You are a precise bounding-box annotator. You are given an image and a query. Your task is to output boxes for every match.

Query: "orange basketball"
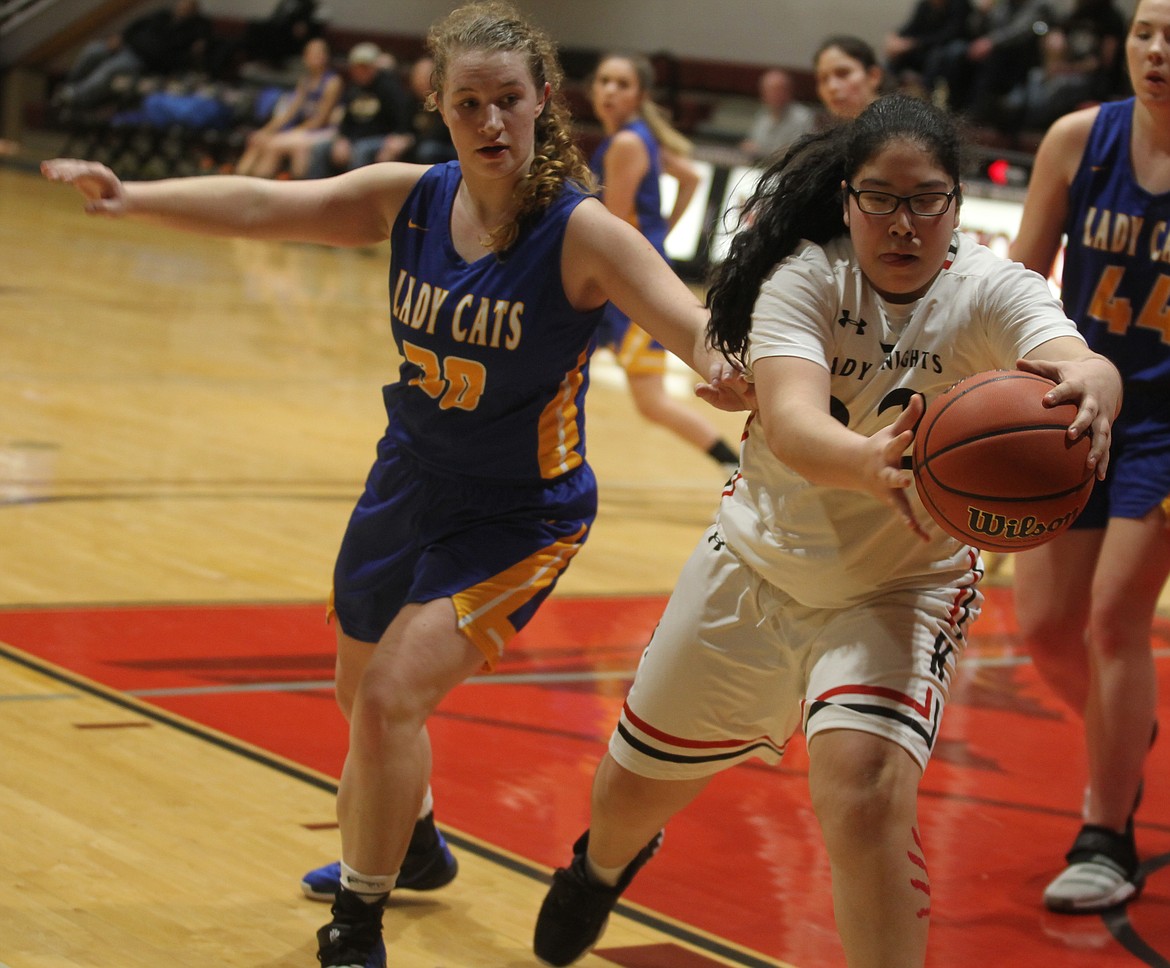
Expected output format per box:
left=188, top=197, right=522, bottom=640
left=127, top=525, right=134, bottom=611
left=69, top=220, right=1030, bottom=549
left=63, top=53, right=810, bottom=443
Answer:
left=912, top=370, right=1095, bottom=552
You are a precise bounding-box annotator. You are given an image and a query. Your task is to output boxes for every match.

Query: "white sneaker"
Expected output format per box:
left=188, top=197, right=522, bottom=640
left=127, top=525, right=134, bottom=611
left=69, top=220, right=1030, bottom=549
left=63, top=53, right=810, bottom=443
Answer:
left=1043, top=824, right=1143, bottom=913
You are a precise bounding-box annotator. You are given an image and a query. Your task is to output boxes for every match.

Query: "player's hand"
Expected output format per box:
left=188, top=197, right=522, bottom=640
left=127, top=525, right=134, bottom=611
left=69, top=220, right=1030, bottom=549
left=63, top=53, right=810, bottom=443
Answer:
left=696, top=359, right=756, bottom=412
left=868, top=393, right=929, bottom=542
left=1016, top=355, right=1120, bottom=479
left=41, top=159, right=128, bottom=217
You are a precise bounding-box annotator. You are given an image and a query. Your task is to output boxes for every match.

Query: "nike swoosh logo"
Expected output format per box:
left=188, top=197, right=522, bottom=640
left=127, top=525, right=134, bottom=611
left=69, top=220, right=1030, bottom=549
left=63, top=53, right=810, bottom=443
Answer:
left=408, top=220, right=428, bottom=231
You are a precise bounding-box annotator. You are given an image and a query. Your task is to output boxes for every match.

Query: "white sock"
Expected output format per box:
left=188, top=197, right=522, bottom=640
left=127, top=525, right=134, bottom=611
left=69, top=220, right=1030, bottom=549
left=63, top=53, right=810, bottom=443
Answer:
left=585, top=853, right=625, bottom=888
left=340, top=861, right=395, bottom=900
left=418, top=785, right=434, bottom=820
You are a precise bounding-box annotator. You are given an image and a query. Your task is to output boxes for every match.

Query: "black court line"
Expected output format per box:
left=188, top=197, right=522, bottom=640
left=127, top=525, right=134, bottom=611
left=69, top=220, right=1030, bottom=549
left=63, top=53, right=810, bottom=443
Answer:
left=0, top=640, right=782, bottom=968
left=0, top=490, right=355, bottom=508
left=1103, top=852, right=1170, bottom=968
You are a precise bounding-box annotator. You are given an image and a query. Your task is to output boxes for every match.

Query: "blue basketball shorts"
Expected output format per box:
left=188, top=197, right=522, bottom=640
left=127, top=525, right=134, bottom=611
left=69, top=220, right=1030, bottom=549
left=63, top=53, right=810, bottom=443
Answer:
left=331, top=435, right=597, bottom=668
left=597, top=304, right=667, bottom=376
left=1074, top=384, right=1170, bottom=528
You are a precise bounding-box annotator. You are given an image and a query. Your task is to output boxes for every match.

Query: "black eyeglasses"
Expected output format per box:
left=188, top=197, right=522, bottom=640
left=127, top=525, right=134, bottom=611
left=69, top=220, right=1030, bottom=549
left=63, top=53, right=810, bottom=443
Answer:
left=846, top=185, right=959, bottom=217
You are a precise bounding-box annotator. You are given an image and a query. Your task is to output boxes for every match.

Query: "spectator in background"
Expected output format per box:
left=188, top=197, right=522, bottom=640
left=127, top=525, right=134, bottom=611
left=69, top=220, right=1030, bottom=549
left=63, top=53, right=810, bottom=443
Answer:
left=53, top=0, right=214, bottom=111
left=306, top=43, right=416, bottom=179
left=884, top=0, right=974, bottom=96
left=739, top=68, right=816, bottom=163
left=926, top=0, right=1054, bottom=121
left=403, top=56, right=456, bottom=165
left=1005, top=0, right=1127, bottom=132
left=814, top=35, right=884, bottom=122
left=239, top=0, right=324, bottom=69
left=234, top=36, right=342, bottom=178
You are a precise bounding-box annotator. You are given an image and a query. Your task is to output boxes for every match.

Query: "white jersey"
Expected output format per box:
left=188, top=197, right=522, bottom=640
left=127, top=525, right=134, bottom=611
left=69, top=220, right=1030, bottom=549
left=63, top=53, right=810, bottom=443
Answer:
left=719, top=231, right=1083, bottom=609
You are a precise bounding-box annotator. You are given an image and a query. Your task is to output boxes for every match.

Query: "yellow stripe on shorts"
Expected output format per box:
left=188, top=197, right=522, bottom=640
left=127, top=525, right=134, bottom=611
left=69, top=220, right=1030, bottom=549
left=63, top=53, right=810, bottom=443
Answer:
left=453, top=524, right=588, bottom=669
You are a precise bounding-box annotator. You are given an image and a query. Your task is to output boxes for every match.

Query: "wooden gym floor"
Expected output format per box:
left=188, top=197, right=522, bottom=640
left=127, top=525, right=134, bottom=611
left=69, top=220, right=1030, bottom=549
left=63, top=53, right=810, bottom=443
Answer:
left=0, top=162, right=1168, bottom=967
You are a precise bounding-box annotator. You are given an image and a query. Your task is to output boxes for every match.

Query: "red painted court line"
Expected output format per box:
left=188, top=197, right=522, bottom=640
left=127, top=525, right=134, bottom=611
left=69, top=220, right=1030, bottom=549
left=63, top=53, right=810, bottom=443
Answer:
left=597, top=943, right=746, bottom=967
left=0, top=590, right=1167, bottom=967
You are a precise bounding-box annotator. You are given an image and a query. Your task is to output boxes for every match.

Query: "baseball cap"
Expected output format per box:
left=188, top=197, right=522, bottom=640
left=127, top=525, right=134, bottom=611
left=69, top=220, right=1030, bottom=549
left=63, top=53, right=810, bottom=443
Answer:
left=348, top=42, right=383, bottom=66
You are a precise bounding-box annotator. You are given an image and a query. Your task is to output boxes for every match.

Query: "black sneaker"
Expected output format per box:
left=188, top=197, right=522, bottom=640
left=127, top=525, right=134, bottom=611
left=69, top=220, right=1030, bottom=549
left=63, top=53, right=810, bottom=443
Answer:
left=316, top=888, right=387, bottom=968
left=1042, top=823, right=1144, bottom=913
left=301, top=812, right=459, bottom=901
left=533, top=829, right=663, bottom=967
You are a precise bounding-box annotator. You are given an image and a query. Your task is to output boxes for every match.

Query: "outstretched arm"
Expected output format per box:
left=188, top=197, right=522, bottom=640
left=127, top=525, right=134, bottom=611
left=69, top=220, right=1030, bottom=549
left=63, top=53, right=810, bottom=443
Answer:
left=562, top=197, right=749, bottom=411
left=754, top=354, right=929, bottom=540
left=41, top=158, right=426, bottom=248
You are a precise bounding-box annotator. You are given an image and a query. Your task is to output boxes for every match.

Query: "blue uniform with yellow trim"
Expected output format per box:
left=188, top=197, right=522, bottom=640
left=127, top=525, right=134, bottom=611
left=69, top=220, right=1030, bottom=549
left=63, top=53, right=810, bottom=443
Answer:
left=591, top=118, right=670, bottom=374
left=1061, top=98, right=1170, bottom=525
left=333, top=161, right=604, bottom=664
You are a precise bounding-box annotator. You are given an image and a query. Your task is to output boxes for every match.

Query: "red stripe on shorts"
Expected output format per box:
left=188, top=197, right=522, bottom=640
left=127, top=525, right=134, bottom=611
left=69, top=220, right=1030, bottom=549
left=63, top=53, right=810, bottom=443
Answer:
left=814, top=684, right=935, bottom=721
left=622, top=701, right=781, bottom=751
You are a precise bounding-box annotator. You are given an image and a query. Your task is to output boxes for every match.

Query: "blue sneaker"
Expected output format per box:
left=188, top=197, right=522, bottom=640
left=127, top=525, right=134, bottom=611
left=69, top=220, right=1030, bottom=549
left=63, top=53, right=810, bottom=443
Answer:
left=302, top=811, right=459, bottom=901
left=316, top=888, right=386, bottom=968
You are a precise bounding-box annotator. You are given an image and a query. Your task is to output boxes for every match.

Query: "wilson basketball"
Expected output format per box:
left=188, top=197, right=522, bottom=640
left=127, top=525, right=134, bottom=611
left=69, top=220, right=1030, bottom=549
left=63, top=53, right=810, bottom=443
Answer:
left=912, top=370, right=1095, bottom=552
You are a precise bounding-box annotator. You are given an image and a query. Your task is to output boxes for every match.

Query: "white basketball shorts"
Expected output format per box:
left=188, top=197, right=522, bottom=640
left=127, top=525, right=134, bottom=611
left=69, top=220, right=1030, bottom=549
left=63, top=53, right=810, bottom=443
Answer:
left=609, top=524, right=983, bottom=779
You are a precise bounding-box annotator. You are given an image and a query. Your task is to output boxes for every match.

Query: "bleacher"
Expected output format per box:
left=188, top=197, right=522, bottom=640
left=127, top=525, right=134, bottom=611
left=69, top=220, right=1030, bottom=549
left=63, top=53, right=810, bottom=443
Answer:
left=10, top=10, right=1037, bottom=279
left=23, top=12, right=830, bottom=175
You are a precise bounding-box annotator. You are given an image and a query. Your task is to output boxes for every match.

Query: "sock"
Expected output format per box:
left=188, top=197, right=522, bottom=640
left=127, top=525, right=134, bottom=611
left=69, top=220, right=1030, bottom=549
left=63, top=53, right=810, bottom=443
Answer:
left=584, top=853, right=626, bottom=888
left=340, top=861, right=395, bottom=901
left=418, top=785, right=434, bottom=820
left=707, top=439, right=738, bottom=465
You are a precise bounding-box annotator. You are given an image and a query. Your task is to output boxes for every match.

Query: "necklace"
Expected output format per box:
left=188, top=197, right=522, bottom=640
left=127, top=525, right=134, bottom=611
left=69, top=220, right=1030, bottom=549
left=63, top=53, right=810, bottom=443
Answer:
left=456, top=187, right=512, bottom=249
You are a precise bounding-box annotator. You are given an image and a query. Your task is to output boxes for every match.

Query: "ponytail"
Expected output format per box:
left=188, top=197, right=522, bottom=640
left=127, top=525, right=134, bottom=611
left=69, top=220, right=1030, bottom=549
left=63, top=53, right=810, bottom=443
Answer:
left=641, top=97, right=693, bottom=158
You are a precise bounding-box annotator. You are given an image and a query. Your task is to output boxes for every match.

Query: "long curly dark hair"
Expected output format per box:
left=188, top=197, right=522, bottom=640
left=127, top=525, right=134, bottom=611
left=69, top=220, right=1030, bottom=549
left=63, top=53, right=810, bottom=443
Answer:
left=706, top=94, right=964, bottom=368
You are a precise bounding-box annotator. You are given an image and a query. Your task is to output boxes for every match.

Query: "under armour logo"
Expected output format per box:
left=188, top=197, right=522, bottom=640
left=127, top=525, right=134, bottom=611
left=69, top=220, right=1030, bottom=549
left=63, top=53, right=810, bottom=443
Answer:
left=837, top=309, right=868, bottom=335
left=707, top=530, right=726, bottom=551
left=329, top=928, right=341, bottom=943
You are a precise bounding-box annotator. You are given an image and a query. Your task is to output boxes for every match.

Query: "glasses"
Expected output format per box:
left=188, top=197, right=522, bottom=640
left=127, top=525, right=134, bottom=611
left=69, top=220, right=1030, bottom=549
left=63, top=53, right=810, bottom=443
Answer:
left=846, top=185, right=958, bottom=217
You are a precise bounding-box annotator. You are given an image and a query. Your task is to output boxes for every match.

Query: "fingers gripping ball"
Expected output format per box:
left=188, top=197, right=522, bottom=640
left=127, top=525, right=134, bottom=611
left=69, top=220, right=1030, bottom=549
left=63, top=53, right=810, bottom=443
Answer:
left=912, top=370, right=1095, bottom=551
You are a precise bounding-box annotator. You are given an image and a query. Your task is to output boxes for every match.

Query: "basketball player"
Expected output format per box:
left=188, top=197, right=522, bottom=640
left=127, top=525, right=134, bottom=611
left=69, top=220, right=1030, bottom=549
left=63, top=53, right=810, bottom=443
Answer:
left=1010, top=0, right=1170, bottom=915
left=42, top=4, right=747, bottom=965
left=534, top=95, right=1121, bottom=968
left=588, top=51, right=740, bottom=473
left=814, top=35, right=884, bottom=122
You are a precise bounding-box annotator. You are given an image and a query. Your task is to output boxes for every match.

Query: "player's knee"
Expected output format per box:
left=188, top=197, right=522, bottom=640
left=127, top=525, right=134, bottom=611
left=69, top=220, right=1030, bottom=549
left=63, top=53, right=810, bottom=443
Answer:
left=1015, top=605, right=1078, bottom=656
left=810, top=733, right=918, bottom=850
left=629, top=392, right=670, bottom=424
left=349, top=678, right=426, bottom=758
left=1087, top=607, right=1151, bottom=661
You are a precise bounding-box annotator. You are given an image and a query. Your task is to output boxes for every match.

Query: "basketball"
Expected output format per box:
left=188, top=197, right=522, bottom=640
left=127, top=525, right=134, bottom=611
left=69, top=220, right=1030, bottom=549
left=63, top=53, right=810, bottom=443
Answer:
left=912, top=370, right=1095, bottom=552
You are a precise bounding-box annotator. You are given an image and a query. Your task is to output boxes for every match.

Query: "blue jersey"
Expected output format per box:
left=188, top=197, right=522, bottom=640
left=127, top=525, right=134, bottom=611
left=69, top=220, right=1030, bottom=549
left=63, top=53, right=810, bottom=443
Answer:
left=383, top=161, right=604, bottom=482
left=590, top=118, right=668, bottom=255
left=591, top=118, right=670, bottom=354
left=1062, top=98, right=1170, bottom=389
left=282, top=70, right=339, bottom=131
left=1059, top=99, right=1170, bottom=525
